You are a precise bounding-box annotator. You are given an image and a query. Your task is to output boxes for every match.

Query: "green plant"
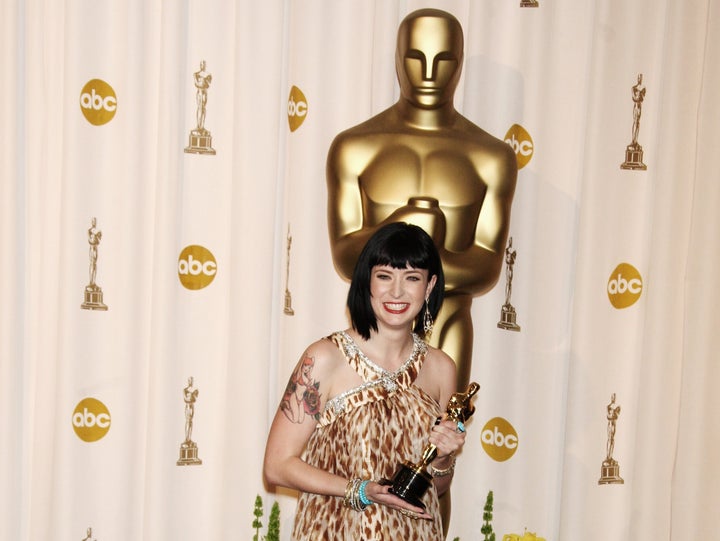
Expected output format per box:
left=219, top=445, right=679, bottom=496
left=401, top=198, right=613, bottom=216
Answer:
left=252, top=495, right=264, bottom=541
left=481, top=490, right=496, bottom=541
left=252, top=494, right=280, bottom=541
left=266, top=501, right=280, bottom=541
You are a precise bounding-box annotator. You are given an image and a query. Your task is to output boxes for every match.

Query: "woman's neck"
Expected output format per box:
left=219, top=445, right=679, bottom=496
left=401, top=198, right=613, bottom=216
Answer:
left=350, top=326, right=414, bottom=370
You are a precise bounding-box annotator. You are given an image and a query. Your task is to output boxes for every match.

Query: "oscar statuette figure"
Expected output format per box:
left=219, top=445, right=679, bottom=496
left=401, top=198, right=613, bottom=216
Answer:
left=598, top=393, right=624, bottom=484
left=81, top=217, right=108, bottom=311
left=327, top=8, right=517, bottom=393
left=326, top=10, right=516, bottom=532
left=620, top=73, right=647, bottom=170
left=177, top=377, right=202, bottom=465
left=185, top=60, right=216, bottom=155
left=497, top=237, right=521, bottom=331
left=382, top=382, right=480, bottom=508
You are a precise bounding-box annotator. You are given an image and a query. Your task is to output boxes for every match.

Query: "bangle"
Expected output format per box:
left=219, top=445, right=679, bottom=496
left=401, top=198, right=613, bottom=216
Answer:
left=358, top=480, right=373, bottom=507
left=429, top=455, right=456, bottom=478
left=343, top=478, right=372, bottom=511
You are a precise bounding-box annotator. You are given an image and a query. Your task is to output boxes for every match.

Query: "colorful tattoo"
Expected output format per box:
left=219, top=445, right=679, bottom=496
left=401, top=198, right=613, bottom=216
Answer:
left=280, top=354, right=321, bottom=423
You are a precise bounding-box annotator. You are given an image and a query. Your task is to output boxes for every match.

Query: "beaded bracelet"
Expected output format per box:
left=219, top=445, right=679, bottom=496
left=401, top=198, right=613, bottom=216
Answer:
left=358, top=480, right=372, bottom=507
left=429, top=455, right=456, bottom=478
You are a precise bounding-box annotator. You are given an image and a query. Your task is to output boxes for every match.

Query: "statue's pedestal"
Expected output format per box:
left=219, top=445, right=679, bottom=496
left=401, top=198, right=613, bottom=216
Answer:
left=498, top=304, right=521, bottom=331
left=185, top=130, right=216, bottom=155
left=81, top=285, right=108, bottom=311
left=599, top=459, right=624, bottom=484
left=621, top=144, right=647, bottom=170
left=177, top=440, right=202, bottom=465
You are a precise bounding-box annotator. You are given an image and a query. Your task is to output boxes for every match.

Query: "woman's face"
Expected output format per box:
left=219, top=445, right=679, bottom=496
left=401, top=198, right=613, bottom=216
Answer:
left=369, top=264, right=436, bottom=332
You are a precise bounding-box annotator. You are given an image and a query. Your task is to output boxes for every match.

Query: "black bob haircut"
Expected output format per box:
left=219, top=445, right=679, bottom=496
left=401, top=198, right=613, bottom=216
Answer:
left=347, top=222, right=445, bottom=340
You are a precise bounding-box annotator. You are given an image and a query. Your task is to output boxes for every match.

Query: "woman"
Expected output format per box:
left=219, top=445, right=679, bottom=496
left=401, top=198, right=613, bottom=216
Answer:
left=263, top=223, right=466, bottom=540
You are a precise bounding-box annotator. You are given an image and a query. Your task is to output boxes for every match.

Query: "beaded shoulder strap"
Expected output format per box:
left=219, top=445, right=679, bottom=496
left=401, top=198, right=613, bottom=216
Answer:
left=319, top=331, right=427, bottom=426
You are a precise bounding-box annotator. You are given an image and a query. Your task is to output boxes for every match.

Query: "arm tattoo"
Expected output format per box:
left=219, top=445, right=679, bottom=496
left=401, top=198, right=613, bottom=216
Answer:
left=280, top=354, right=322, bottom=423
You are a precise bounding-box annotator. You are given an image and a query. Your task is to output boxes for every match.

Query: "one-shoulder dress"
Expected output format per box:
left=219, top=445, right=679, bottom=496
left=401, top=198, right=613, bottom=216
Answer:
left=291, top=331, right=444, bottom=541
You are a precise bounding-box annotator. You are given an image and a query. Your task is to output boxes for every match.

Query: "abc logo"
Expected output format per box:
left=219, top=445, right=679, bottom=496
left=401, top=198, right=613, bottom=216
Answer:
left=178, top=245, right=217, bottom=290
left=607, top=262, right=642, bottom=309
left=80, top=79, right=117, bottom=126
left=504, top=124, right=534, bottom=169
left=72, top=398, right=111, bottom=442
left=287, top=85, right=308, bottom=132
left=481, top=417, right=518, bottom=462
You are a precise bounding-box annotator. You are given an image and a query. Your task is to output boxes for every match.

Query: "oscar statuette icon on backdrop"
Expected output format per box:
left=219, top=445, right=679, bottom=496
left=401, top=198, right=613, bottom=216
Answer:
left=620, top=73, right=647, bottom=170
left=177, top=377, right=202, bottom=465
left=497, top=237, right=521, bottom=331
left=598, top=393, right=624, bottom=484
left=81, top=217, right=108, bottom=311
left=284, top=224, right=295, bottom=316
left=185, top=60, right=216, bottom=155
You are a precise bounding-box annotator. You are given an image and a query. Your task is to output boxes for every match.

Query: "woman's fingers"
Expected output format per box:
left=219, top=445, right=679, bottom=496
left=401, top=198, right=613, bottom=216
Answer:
left=367, top=482, right=433, bottom=520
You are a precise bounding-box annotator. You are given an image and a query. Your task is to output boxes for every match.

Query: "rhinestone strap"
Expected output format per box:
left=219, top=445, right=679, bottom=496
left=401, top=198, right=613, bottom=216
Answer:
left=323, top=332, right=425, bottom=415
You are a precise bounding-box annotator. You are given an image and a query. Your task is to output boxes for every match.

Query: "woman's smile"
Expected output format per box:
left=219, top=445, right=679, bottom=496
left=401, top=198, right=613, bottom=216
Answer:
left=383, top=302, right=411, bottom=314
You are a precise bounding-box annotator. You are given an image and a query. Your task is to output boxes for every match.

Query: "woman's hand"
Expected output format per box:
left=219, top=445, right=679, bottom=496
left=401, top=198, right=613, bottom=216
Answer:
left=362, top=481, right=433, bottom=520
left=428, top=416, right=467, bottom=459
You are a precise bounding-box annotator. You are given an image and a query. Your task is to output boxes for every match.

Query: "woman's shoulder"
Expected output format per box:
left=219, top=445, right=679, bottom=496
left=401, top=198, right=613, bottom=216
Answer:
left=423, top=343, right=456, bottom=374
left=302, top=331, right=361, bottom=404
left=301, top=332, right=348, bottom=370
left=416, top=343, right=457, bottom=402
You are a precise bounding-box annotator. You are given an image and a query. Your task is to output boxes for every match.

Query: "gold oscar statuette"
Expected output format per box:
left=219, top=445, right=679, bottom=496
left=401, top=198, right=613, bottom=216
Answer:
left=326, top=9, right=516, bottom=532
left=497, top=237, right=521, bottom=331
left=177, top=377, right=202, bottom=466
left=185, top=60, right=216, bottom=155
left=620, top=73, right=647, bottom=170
left=326, top=8, right=518, bottom=392
left=598, top=393, right=624, bottom=484
left=81, top=217, right=108, bottom=311
left=284, top=224, right=295, bottom=315
left=381, top=382, right=480, bottom=508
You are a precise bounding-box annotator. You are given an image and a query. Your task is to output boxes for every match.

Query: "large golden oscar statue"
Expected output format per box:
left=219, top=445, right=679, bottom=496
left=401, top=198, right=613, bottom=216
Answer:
left=327, top=10, right=517, bottom=534
left=327, top=8, right=517, bottom=391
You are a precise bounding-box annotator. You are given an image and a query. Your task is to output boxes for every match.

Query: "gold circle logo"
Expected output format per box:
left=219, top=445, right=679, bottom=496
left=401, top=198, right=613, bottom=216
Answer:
left=72, top=397, right=111, bottom=442
left=287, top=85, right=308, bottom=132
left=607, top=262, right=643, bottom=309
left=79, top=79, right=118, bottom=126
left=481, top=417, right=519, bottom=462
left=178, top=245, right=217, bottom=290
left=504, top=124, right=534, bottom=169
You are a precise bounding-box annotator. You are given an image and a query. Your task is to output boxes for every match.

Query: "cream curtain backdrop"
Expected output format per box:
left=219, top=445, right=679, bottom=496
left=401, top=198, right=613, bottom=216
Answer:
left=2, top=0, right=718, bottom=540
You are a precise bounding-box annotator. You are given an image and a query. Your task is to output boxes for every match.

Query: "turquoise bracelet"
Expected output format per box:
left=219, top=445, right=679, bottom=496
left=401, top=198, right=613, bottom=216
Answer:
left=358, top=480, right=373, bottom=507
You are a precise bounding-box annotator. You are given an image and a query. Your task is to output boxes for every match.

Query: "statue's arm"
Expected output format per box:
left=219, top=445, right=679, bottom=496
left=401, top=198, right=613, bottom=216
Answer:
left=326, top=136, right=375, bottom=280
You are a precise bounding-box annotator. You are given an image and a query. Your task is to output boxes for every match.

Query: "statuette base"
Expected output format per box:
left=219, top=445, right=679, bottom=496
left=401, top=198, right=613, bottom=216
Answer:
left=497, top=304, right=521, bottom=331
left=177, top=441, right=202, bottom=466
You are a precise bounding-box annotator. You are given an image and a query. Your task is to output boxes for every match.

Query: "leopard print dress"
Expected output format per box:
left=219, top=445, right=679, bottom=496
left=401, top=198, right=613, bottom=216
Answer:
left=291, top=331, right=444, bottom=541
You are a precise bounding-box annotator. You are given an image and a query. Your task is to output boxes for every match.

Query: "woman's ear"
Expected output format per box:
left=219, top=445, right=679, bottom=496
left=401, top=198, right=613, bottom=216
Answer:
left=426, top=274, right=438, bottom=298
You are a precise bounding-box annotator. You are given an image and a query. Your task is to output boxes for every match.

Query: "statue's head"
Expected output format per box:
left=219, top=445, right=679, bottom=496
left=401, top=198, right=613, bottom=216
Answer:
left=395, top=9, right=464, bottom=110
